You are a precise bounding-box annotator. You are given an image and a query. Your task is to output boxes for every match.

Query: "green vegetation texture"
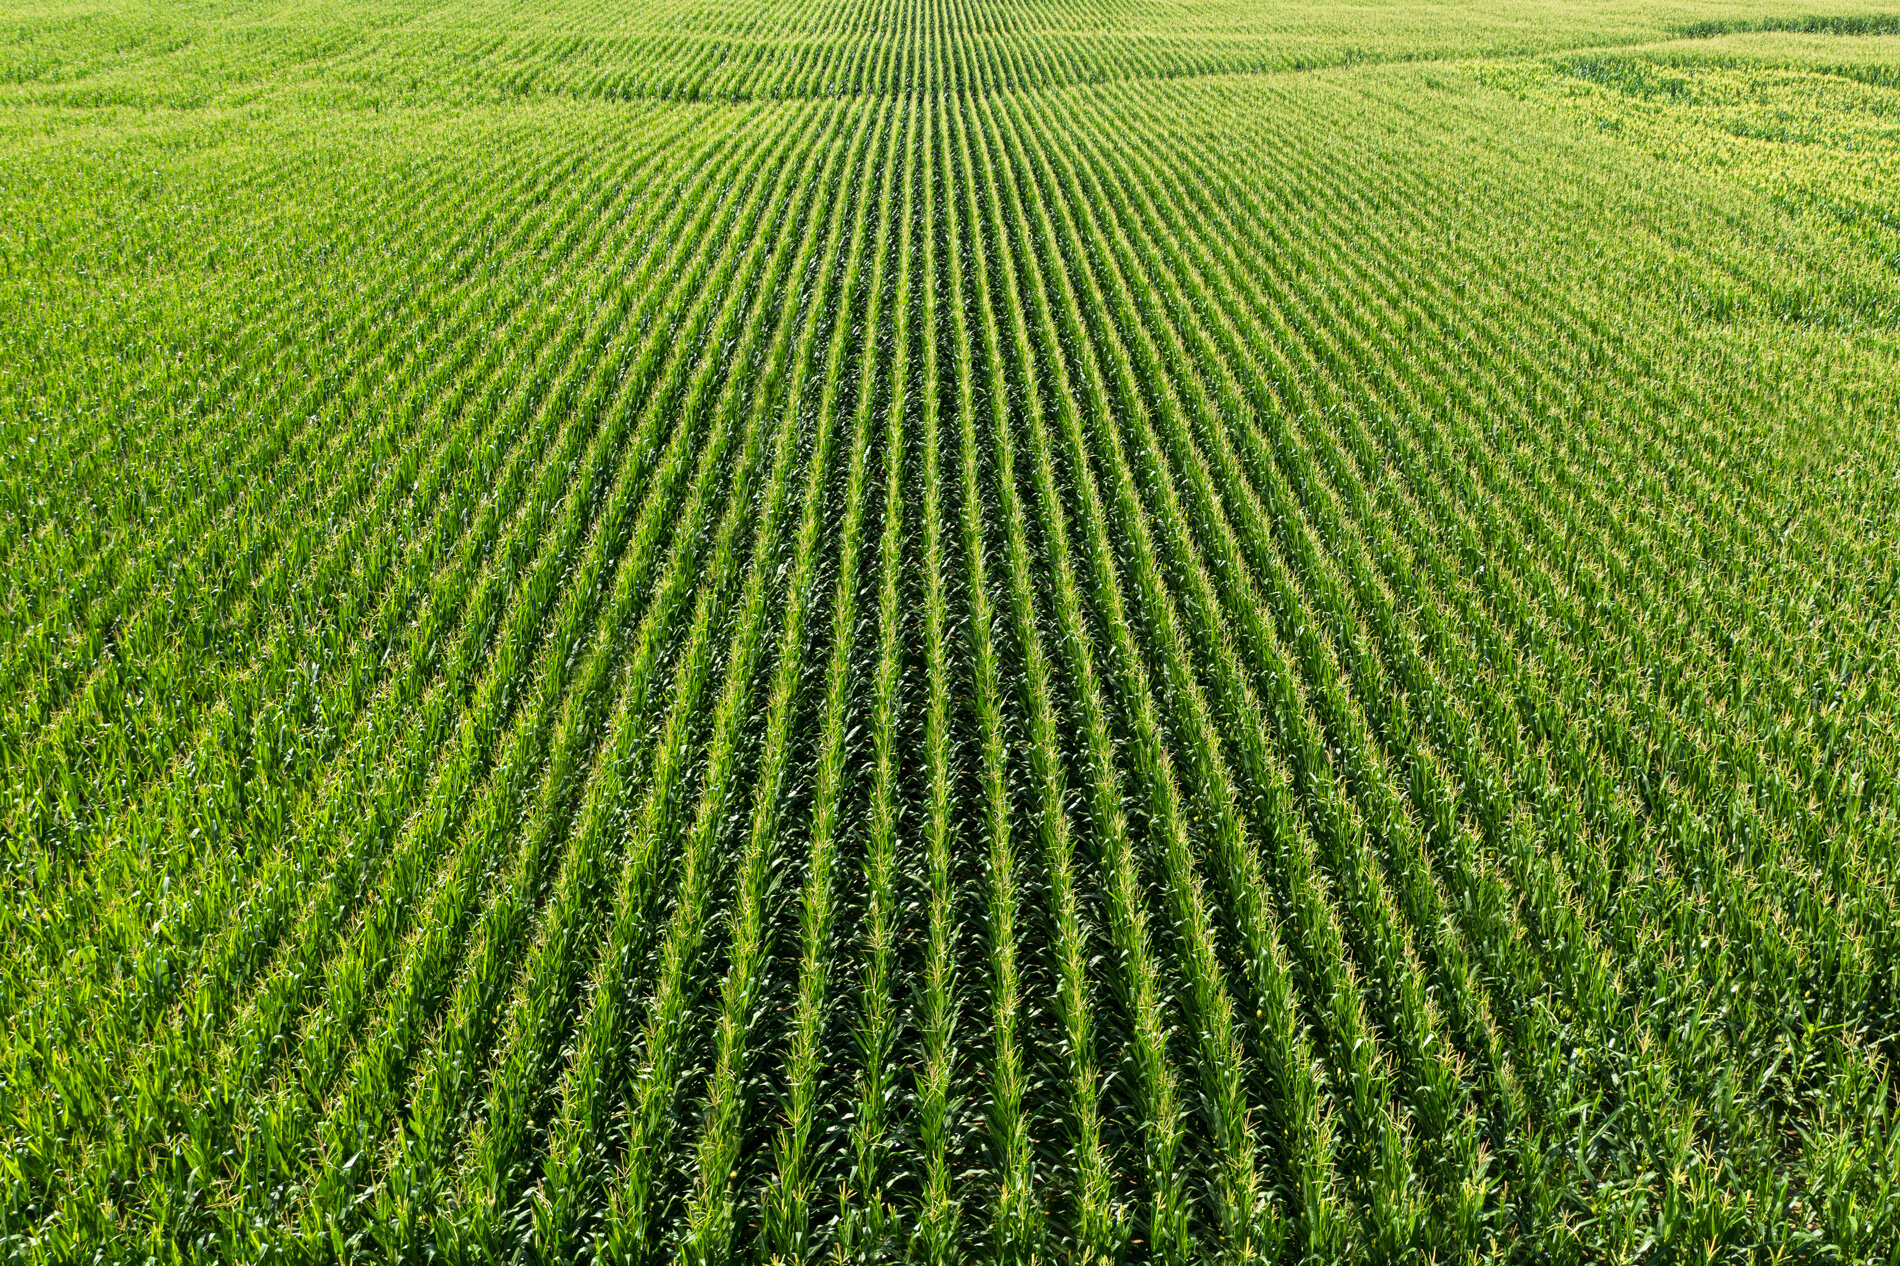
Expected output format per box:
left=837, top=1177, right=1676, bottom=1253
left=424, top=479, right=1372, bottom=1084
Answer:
left=4, top=0, right=1900, bottom=1259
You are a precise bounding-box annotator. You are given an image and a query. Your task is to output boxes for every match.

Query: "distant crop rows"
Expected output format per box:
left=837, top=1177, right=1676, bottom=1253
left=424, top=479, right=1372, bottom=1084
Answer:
left=107, top=0, right=1893, bottom=105
left=3, top=5, right=1900, bottom=1263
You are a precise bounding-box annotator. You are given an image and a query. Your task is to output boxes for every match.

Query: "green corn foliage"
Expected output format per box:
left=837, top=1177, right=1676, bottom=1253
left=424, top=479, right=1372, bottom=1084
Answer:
left=5, top=1, right=1900, bottom=1262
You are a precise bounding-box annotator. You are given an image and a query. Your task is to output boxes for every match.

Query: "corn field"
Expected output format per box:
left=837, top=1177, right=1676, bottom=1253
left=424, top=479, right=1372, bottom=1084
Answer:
left=3, top=0, right=1900, bottom=1260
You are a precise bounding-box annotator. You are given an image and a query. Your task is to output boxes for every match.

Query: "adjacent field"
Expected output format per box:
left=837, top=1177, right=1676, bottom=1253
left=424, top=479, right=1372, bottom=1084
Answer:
left=3, top=0, right=1900, bottom=1260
